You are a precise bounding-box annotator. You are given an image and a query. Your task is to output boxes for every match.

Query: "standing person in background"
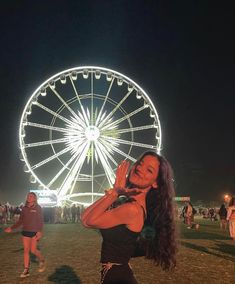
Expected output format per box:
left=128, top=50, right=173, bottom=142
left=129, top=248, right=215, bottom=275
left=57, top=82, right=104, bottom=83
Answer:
left=184, top=202, right=193, bottom=229
left=218, top=203, right=227, bottom=230
left=76, top=205, right=81, bottom=222
left=5, top=192, right=45, bottom=278
left=82, top=151, right=177, bottom=284
left=226, top=196, right=235, bottom=241
left=71, top=204, right=77, bottom=223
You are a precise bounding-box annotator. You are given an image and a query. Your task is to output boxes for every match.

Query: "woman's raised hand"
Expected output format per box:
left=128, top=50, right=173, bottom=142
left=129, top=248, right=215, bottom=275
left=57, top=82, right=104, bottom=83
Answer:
left=114, top=160, right=130, bottom=193
left=112, top=160, right=142, bottom=197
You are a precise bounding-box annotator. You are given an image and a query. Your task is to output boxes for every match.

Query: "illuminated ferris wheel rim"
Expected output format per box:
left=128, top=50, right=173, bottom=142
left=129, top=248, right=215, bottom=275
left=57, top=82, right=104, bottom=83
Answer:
left=19, top=66, right=162, bottom=203
left=19, top=65, right=161, bottom=138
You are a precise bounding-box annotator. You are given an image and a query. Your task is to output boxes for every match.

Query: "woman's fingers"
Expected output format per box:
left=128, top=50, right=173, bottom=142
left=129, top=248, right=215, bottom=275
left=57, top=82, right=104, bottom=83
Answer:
left=114, top=160, right=130, bottom=189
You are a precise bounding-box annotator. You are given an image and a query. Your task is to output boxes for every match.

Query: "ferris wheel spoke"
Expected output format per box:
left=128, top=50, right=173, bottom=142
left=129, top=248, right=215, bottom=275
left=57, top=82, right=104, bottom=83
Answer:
left=58, top=141, right=90, bottom=197
left=69, top=150, right=88, bottom=195
left=94, top=178, right=108, bottom=194
left=98, top=88, right=134, bottom=128
left=99, top=138, right=136, bottom=162
left=36, top=102, right=75, bottom=126
left=94, top=142, right=116, bottom=186
left=24, top=137, right=70, bottom=148
left=95, top=78, right=114, bottom=126
left=31, top=144, right=74, bottom=170
left=65, top=115, right=86, bottom=131
left=58, top=142, right=89, bottom=196
left=102, top=136, right=157, bottom=150
left=50, top=86, right=79, bottom=120
left=107, top=124, right=157, bottom=135
left=96, top=140, right=118, bottom=167
left=69, top=76, right=90, bottom=126
left=90, top=72, right=94, bottom=125
left=25, top=122, right=69, bottom=133
left=47, top=148, right=82, bottom=187
left=101, top=105, right=147, bottom=131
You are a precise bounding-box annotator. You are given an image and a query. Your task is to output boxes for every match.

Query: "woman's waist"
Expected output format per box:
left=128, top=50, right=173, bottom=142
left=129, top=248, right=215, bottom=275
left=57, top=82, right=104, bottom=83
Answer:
left=100, top=253, right=131, bottom=265
left=22, top=224, right=42, bottom=231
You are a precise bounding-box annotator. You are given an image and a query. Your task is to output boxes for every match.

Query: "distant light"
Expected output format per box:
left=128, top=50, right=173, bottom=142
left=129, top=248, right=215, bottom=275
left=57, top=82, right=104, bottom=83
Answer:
left=224, top=194, right=231, bottom=202
left=174, top=196, right=190, bottom=201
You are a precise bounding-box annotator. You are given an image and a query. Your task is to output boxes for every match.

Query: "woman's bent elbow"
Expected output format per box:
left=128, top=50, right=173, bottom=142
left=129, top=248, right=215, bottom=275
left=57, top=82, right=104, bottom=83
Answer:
left=81, top=217, right=95, bottom=228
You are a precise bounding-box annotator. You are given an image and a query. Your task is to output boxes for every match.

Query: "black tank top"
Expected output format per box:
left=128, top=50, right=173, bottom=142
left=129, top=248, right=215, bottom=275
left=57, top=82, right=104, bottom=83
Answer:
left=100, top=224, right=139, bottom=264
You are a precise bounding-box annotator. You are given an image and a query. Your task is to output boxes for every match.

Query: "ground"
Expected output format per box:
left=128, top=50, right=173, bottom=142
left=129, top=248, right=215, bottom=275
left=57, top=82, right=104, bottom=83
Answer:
left=0, top=218, right=234, bottom=284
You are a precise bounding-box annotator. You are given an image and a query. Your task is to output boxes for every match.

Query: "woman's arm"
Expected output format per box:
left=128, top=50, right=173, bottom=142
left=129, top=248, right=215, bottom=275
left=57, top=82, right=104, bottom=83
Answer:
left=83, top=197, right=143, bottom=232
left=81, top=189, right=118, bottom=227
left=81, top=189, right=114, bottom=223
left=82, top=160, right=130, bottom=227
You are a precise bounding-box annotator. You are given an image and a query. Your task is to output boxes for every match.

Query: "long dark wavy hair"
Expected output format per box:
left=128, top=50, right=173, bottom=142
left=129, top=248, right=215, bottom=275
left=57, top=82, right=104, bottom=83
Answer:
left=228, top=196, right=235, bottom=206
left=128, top=151, right=177, bottom=270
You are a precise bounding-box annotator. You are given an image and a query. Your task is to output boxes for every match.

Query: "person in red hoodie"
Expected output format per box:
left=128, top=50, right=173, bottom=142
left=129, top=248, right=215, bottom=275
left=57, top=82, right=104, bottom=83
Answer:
left=5, top=192, right=45, bottom=278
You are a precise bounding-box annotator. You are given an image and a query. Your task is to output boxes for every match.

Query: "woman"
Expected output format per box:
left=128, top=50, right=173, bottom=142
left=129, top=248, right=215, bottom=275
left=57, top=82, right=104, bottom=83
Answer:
left=81, top=151, right=177, bottom=284
left=183, top=202, right=193, bottom=228
left=5, top=192, right=45, bottom=278
left=226, top=196, right=235, bottom=241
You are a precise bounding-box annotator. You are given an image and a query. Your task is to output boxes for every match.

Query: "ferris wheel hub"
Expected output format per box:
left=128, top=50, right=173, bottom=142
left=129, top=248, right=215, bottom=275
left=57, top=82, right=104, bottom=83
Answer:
left=85, top=125, right=100, bottom=141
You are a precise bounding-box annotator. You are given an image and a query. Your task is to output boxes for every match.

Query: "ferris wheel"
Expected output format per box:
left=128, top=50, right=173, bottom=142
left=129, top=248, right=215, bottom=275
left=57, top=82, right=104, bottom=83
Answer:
left=19, top=66, right=162, bottom=206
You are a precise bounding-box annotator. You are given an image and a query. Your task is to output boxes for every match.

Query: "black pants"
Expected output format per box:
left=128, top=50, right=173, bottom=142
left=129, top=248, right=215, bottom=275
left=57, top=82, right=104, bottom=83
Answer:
left=101, top=264, right=138, bottom=284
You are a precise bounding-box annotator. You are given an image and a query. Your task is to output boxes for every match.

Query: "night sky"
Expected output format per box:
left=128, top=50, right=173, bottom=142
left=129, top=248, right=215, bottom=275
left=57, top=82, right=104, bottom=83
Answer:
left=0, top=0, right=234, bottom=204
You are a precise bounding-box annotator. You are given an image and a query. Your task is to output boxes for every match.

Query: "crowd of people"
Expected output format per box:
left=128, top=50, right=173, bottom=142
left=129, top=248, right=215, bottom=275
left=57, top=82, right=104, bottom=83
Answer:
left=0, top=202, right=83, bottom=225
left=179, top=199, right=235, bottom=241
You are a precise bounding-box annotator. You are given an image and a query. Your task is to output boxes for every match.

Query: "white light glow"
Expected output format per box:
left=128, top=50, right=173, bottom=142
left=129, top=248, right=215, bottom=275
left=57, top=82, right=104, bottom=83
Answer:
left=85, top=126, right=100, bottom=141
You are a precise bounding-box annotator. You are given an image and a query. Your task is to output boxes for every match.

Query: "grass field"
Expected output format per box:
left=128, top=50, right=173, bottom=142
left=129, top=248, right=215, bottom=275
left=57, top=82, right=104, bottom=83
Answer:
left=0, top=217, right=234, bottom=284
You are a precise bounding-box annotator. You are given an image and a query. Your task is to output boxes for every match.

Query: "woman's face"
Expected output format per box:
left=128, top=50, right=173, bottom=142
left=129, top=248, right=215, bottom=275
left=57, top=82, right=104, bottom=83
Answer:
left=26, top=193, right=37, bottom=204
left=129, top=155, right=160, bottom=189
